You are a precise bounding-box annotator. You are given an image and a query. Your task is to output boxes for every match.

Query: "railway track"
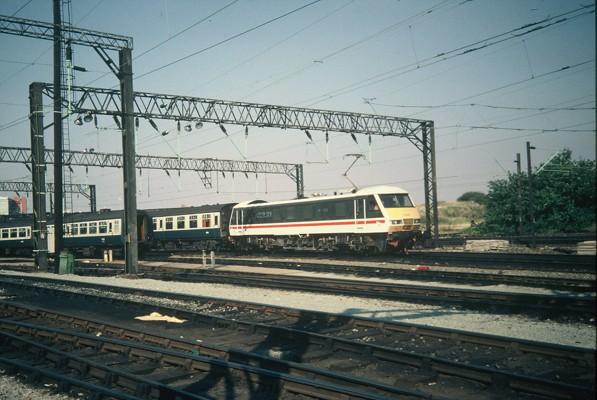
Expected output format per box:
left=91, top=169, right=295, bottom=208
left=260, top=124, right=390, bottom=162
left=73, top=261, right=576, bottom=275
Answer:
left=146, top=250, right=596, bottom=272
left=0, top=309, right=392, bottom=400
left=404, top=251, right=595, bottom=271
left=147, top=254, right=596, bottom=292
left=1, top=259, right=593, bottom=318
left=0, top=275, right=594, bottom=399
left=72, top=264, right=596, bottom=319
left=437, top=233, right=595, bottom=247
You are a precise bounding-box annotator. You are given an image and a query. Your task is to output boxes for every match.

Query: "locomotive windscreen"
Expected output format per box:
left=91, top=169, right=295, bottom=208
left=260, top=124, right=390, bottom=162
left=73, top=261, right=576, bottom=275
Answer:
left=379, top=194, right=413, bottom=208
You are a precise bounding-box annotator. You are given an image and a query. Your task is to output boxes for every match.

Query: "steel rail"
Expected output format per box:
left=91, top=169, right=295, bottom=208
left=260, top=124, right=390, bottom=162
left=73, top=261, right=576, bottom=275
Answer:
left=405, top=251, right=596, bottom=270
left=0, top=301, right=432, bottom=400
left=437, top=233, right=596, bottom=246
left=145, top=254, right=596, bottom=292
left=0, top=319, right=391, bottom=400
left=1, top=274, right=593, bottom=362
left=0, top=276, right=593, bottom=399
left=0, top=332, right=208, bottom=400
left=145, top=249, right=596, bottom=271
left=75, top=266, right=596, bottom=318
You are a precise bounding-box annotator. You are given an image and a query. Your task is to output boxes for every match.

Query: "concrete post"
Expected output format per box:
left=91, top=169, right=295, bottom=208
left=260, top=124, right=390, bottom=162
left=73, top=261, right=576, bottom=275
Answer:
left=29, top=82, right=48, bottom=270
left=119, top=48, right=138, bottom=274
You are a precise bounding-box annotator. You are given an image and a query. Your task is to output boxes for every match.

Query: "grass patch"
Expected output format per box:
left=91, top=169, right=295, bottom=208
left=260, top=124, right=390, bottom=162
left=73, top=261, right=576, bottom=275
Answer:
left=417, top=201, right=485, bottom=234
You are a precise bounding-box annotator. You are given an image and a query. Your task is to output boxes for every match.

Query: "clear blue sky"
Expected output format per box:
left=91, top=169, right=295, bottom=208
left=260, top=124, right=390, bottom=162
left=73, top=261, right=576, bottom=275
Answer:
left=1, top=0, right=595, bottom=211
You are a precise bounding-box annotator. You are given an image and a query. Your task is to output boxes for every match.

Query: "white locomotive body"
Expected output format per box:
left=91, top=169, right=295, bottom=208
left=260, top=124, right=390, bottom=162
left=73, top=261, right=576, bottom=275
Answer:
left=229, top=185, right=421, bottom=252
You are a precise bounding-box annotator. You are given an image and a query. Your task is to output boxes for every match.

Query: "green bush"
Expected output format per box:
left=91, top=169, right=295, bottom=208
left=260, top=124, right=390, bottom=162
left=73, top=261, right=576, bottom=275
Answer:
left=457, top=191, right=487, bottom=205
left=481, top=150, right=595, bottom=234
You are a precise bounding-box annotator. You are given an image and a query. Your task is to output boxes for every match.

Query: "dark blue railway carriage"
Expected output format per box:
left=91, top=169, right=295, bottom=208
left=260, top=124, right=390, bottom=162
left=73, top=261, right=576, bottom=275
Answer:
left=0, top=215, right=33, bottom=255
left=146, top=203, right=235, bottom=250
left=0, top=210, right=151, bottom=257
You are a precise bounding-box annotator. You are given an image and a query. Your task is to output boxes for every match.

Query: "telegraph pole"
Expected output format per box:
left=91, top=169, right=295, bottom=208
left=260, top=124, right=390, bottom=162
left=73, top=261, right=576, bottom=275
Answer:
left=52, top=0, right=64, bottom=269
left=526, top=142, right=536, bottom=247
left=514, top=153, right=522, bottom=235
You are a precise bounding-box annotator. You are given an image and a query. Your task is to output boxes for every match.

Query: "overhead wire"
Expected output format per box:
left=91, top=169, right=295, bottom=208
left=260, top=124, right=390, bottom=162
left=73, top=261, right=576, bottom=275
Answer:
left=297, top=5, right=595, bottom=106
left=239, top=0, right=464, bottom=100
left=0, top=0, right=105, bottom=88
left=10, top=0, right=32, bottom=17
left=367, top=102, right=595, bottom=111
left=133, top=0, right=323, bottom=82
left=82, top=0, right=240, bottom=87
left=184, top=0, right=356, bottom=95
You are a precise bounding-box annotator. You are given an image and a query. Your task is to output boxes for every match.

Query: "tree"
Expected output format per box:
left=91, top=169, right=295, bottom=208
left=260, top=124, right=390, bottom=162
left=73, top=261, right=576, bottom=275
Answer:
left=481, top=150, right=595, bottom=234
left=457, top=191, right=487, bottom=205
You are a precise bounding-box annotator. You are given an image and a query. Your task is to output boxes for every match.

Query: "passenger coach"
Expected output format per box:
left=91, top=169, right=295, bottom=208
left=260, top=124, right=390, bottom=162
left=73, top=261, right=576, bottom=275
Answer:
left=147, top=203, right=235, bottom=250
left=0, top=210, right=150, bottom=257
left=229, top=185, right=421, bottom=252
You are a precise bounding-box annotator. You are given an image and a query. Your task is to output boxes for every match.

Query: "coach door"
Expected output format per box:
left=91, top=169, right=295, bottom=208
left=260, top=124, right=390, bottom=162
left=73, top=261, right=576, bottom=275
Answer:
left=47, top=225, right=55, bottom=253
left=354, top=198, right=365, bottom=229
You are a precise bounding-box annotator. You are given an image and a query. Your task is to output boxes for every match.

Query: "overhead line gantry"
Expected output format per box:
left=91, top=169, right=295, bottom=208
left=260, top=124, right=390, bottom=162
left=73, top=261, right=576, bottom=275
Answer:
left=1, top=12, right=439, bottom=274
left=0, top=145, right=303, bottom=196
left=0, top=181, right=97, bottom=213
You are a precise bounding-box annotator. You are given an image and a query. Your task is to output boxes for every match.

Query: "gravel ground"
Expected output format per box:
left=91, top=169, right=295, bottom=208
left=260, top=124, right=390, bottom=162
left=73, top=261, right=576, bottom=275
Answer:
left=0, top=374, right=79, bottom=400
left=1, top=270, right=594, bottom=349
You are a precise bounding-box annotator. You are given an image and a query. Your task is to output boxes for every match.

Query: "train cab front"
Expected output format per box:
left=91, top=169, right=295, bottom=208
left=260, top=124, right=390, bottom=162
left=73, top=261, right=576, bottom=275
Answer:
left=377, top=192, right=422, bottom=251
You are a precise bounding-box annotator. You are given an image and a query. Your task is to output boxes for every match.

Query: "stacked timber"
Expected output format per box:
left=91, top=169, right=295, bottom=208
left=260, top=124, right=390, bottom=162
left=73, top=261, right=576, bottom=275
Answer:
left=464, top=239, right=509, bottom=252
left=576, top=240, right=596, bottom=255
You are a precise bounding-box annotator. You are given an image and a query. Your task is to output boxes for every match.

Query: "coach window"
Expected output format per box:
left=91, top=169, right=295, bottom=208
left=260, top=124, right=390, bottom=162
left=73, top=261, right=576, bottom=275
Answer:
left=79, top=223, right=87, bottom=235
left=10, top=228, right=17, bottom=238
left=152, top=218, right=157, bottom=231
left=27, top=228, right=31, bottom=238
left=89, top=222, right=98, bottom=235
left=108, top=222, right=113, bottom=233
left=72, top=224, right=79, bottom=236
left=202, top=214, right=211, bottom=228
left=18, top=228, right=27, bottom=238
left=99, top=221, right=108, bottom=234
left=189, top=215, right=198, bottom=228
left=1, top=229, right=7, bottom=239
left=177, top=216, right=185, bottom=229
left=214, top=215, right=219, bottom=227
left=165, top=217, right=173, bottom=230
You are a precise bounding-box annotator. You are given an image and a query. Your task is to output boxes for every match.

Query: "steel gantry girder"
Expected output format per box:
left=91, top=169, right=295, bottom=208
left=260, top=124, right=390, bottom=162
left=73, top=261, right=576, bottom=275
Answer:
left=45, top=83, right=438, bottom=246
left=49, top=85, right=428, bottom=136
left=0, top=181, right=97, bottom=213
left=0, top=145, right=303, bottom=195
left=0, top=14, right=132, bottom=50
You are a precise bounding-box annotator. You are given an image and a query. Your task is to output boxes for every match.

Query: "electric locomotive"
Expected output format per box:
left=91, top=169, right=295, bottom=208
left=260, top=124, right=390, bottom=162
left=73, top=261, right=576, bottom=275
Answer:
left=229, top=185, right=421, bottom=252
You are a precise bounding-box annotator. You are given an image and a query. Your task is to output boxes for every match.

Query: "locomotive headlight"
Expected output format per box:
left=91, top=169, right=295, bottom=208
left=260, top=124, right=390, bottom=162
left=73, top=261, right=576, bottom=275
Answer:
left=391, top=220, right=403, bottom=225
left=414, top=219, right=421, bottom=224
